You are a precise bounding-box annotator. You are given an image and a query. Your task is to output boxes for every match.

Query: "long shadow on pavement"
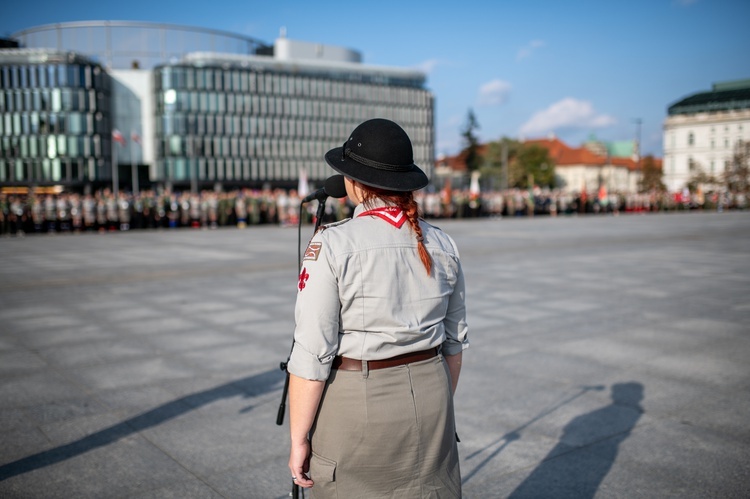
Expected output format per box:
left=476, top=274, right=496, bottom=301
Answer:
left=508, top=382, right=645, bottom=498
left=0, top=368, right=284, bottom=481
left=462, top=384, right=606, bottom=485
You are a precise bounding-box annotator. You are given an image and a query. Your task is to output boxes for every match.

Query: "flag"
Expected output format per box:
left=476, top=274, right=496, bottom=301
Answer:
left=131, top=131, right=141, bottom=145
left=112, top=129, right=126, bottom=146
left=297, top=167, right=310, bottom=198
left=469, top=171, right=481, bottom=197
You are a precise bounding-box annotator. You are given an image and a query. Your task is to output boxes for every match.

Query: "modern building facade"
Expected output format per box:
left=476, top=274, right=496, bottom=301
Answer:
left=663, top=79, right=750, bottom=192
left=153, top=50, right=433, bottom=190
left=1, top=21, right=434, bottom=193
left=0, top=49, right=112, bottom=188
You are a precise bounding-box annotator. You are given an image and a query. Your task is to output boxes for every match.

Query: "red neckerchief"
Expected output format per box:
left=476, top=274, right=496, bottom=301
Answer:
left=358, top=206, right=407, bottom=228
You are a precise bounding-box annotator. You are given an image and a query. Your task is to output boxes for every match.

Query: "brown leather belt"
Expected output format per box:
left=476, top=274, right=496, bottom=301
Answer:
left=332, top=348, right=438, bottom=371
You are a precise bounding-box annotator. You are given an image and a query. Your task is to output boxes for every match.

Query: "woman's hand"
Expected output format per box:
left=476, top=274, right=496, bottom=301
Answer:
left=288, top=374, right=325, bottom=488
left=289, top=437, right=314, bottom=488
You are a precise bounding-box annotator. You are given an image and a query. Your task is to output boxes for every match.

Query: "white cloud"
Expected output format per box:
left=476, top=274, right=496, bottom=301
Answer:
left=477, top=79, right=512, bottom=107
left=517, top=39, right=545, bottom=60
left=413, top=58, right=441, bottom=74
left=519, top=98, right=616, bottom=136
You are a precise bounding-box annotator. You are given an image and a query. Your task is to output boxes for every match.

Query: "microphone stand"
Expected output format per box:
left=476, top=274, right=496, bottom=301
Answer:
left=277, top=196, right=328, bottom=499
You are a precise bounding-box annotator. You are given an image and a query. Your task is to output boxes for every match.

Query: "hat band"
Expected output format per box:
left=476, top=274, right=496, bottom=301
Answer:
left=344, top=146, right=412, bottom=172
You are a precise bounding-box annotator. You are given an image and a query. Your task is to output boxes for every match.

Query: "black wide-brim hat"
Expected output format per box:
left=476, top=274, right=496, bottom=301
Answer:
left=325, top=118, right=429, bottom=192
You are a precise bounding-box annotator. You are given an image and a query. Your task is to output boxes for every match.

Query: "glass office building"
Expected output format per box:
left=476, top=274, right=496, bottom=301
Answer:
left=0, top=50, right=112, bottom=187
left=2, top=21, right=435, bottom=192
left=153, top=57, right=434, bottom=189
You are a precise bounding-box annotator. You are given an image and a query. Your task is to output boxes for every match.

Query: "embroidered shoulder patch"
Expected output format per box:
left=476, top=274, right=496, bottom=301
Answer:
left=303, top=242, right=322, bottom=261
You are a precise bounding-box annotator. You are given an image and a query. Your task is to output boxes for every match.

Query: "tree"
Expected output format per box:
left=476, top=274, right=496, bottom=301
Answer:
left=512, top=143, right=555, bottom=188
left=481, top=138, right=519, bottom=190
left=479, top=139, right=555, bottom=189
left=638, top=155, right=666, bottom=192
left=686, top=160, right=719, bottom=193
left=724, top=141, right=750, bottom=194
left=460, top=109, right=481, bottom=171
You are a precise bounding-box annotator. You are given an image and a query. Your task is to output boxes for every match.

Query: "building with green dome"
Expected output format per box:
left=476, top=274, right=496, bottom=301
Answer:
left=663, top=79, right=750, bottom=192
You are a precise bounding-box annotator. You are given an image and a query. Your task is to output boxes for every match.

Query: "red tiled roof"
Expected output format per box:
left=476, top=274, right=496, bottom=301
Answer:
left=526, top=138, right=607, bottom=167
left=438, top=137, right=661, bottom=172
left=437, top=144, right=488, bottom=171
left=526, top=137, right=663, bottom=172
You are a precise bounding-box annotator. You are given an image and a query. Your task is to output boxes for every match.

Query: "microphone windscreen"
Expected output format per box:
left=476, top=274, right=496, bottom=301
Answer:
left=324, top=175, right=347, bottom=199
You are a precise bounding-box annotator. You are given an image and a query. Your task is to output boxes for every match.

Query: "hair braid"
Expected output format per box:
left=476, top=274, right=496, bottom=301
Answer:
left=360, top=185, right=432, bottom=275
left=397, top=195, right=432, bottom=275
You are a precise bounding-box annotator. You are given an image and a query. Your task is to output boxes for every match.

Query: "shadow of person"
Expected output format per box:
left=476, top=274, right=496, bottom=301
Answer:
left=0, top=368, right=284, bottom=481
left=462, top=385, right=606, bottom=486
left=508, top=382, right=644, bottom=499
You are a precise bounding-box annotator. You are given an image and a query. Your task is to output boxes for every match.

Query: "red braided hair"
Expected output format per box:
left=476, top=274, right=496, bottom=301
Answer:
left=359, top=185, right=432, bottom=275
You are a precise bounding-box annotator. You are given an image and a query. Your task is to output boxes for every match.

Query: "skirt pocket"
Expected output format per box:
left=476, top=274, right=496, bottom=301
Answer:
left=310, top=452, right=337, bottom=498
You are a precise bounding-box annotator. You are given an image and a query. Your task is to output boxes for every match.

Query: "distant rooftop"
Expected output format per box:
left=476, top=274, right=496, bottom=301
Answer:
left=10, top=21, right=270, bottom=70
left=177, top=51, right=426, bottom=87
left=668, top=78, right=750, bottom=116
left=0, top=48, right=101, bottom=66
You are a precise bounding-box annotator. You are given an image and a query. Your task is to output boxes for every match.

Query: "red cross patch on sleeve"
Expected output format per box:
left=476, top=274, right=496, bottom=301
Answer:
left=298, top=267, right=310, bottom=292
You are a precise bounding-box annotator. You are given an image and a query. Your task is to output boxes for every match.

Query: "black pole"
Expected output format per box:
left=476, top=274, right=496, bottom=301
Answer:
left=277, top=198, right=323, bottom=498
left=276, top=198, right=327, bottom=427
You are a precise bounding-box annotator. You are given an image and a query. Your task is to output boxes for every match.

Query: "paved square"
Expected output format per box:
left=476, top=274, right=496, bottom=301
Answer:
left=1, top=212, right=749, bottom=498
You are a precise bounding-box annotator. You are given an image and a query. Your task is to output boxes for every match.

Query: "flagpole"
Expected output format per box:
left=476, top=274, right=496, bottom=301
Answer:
left=112, top=139, right=119, bottom=198
left=131, top=132, right=139, bottom=196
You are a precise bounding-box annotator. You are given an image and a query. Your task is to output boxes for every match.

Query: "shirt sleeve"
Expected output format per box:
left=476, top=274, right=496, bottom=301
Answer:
left=442, top=256, right=469, bottom=356
left=286, top=231, right=341, bottom=381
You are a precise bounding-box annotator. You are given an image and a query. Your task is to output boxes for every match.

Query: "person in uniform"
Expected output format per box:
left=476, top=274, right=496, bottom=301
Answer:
left=287, top=118, right=468, bottom=498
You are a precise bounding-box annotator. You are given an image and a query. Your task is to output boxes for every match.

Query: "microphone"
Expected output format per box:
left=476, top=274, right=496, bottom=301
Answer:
left=300, top=175, right=347, bottom=203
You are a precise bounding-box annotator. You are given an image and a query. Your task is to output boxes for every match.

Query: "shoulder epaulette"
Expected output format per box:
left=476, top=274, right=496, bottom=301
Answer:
left=419, top=217, right=441, bottom=231
left=316, top=217, right=352, bottom=234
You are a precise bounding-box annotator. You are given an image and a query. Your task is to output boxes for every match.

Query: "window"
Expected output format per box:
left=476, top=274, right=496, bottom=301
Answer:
left=68, top=136, right=79, bottom=157
left=169, top=135, right=182, bottom=156
left=47, top=135, right=57, bottom=158
left=214, top=70, right=223, bottom=91
left=46, top=66, right=56, bottom=87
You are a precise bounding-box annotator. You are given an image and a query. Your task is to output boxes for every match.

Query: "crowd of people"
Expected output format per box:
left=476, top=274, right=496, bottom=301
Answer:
left=1, top=185, right=747, bottom=236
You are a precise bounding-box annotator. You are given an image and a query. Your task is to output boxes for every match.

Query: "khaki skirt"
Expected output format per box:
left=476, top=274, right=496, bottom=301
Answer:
left=309, top=355, right=461, bottom=498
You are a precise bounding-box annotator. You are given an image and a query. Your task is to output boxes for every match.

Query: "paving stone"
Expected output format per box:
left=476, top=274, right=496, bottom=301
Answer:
left=0, top=213, right=748, bottom=498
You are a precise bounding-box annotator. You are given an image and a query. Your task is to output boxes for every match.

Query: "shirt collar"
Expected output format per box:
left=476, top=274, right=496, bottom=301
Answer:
left=352, top=198, right=393, bottom=218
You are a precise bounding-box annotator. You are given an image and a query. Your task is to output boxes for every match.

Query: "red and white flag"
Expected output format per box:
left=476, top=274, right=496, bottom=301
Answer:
left=131, top=131, right=141, bottom=145
left=112, top=129, right=126, bottom=146
left=297, top=167, right=310, bottom=198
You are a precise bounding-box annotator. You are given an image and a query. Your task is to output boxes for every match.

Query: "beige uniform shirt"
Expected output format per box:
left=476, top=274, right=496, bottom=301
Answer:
left=287, top=200, right=468, bottom=381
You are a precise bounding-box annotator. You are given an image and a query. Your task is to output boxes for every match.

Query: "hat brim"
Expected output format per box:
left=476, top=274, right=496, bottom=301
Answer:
left=325, top=147, right=429, bottom=192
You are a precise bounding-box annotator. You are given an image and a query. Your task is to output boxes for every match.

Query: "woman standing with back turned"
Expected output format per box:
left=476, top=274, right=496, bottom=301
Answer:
left=287, top=118, right=469, bottom=498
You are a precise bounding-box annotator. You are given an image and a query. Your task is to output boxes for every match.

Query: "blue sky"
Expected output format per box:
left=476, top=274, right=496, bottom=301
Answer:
left=3, top=0, right=749, bottom=157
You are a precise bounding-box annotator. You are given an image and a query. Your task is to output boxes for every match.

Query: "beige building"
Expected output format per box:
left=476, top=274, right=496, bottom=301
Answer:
left=525, top=137, right=646, bottom=194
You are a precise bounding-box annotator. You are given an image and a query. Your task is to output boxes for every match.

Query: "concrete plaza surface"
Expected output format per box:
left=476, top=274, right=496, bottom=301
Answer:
left=1, top=211, right=749, bottom=498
